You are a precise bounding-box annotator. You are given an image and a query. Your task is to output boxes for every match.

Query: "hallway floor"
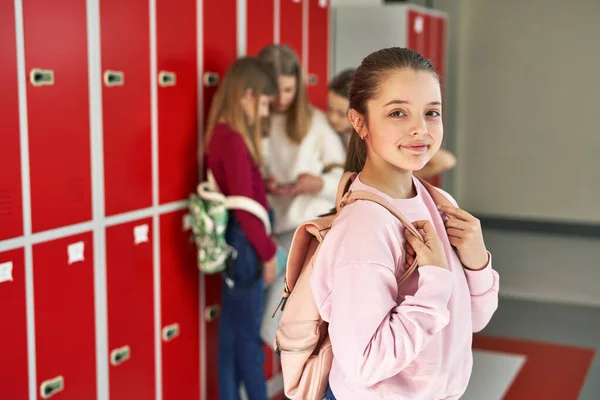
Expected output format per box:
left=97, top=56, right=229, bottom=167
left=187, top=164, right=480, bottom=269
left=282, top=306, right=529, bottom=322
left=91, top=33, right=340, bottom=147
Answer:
left=269, top=297, right=598, bottom=400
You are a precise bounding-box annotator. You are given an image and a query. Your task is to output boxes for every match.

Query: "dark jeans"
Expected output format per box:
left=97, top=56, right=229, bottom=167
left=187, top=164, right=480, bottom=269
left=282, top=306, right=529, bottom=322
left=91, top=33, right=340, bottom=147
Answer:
left=324, top=383, right=337, bottom=400
left=218, top=216, right=268, bottom=400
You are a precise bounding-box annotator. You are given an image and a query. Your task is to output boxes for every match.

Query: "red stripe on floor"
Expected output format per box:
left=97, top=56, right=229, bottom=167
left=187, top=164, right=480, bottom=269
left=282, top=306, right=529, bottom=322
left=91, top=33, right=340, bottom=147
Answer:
left=473, top=335, right=595, bottom=400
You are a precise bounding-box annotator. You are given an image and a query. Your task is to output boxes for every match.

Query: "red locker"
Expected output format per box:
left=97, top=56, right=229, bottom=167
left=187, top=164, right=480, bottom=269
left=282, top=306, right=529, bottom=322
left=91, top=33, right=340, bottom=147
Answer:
left=263, top=344, right=275, bottom=381
left=203, top=0, right=237, bottom=121
left=106, top=219, right=155, bottom=400
left=0, top=2, right=23, bottom=241
left=407, top=9, right=426, bottom=57
left=280, top=0, right=304, bottom=62
left=156, top=0, right=198, bottom=205
left=307, top=0, right=330, bottom=111
left=435, top=16, right=447, bottom=88
left=203, top=1, right=237, bottom=397
left=33, top=232, right=97, bottom=400
left=247, top=0, right=275, bottom=56
left=160, top=211, right=200, bottom=400
left=23, top=0, right=92, bottom=233
left=203, top=273, right=222, bottom=400
left=0, top=248, right=29, bottom=400
left=100, top=0, right=152, bottom=216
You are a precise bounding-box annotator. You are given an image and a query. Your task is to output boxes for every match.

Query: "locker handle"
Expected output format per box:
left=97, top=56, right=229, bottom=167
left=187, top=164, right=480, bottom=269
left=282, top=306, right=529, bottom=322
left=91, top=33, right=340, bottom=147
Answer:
left=158, top=71, right=177, bottom=87
left=30, top=68, right=55, bottom=87
left=162, top=323, right=181, bottom=342
left=40, top=375, right=64, bottom=399
left=308, top=74, right=319, bottom=86
left=110, top=345, right=131, bottom=366
left=203, top=72, right=220, bottom=87
left=205, top=304, right=221, bottom=322
left=103, top=70, right=125, bottom=87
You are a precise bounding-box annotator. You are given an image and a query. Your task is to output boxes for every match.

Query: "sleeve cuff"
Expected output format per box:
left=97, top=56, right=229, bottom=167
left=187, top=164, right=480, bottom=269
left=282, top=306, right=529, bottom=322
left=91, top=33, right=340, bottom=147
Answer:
left=463, top=252, right=495, bottom=295
left=257, top=240, right=277, bottom=263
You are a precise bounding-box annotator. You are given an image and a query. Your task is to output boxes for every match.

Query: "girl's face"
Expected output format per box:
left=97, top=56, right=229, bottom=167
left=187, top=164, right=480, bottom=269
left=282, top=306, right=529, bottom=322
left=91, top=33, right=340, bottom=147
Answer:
left=353, top=68, right=443, bottom=172
left=241, top=89, right=274, bottom=124
left=277, top=74, right=297, bottom=112
left=327, top=90, right=353, bottom=135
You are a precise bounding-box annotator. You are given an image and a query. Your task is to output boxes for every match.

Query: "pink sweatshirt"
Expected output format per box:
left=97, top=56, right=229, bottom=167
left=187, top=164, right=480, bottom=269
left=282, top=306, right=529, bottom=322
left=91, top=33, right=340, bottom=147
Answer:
left=311, top=175, right=499, bottom=399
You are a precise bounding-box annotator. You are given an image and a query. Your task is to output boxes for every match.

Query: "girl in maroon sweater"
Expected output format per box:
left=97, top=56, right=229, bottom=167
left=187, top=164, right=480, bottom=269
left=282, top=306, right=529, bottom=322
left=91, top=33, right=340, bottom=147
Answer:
left=203, top=57, right=278, bottom=400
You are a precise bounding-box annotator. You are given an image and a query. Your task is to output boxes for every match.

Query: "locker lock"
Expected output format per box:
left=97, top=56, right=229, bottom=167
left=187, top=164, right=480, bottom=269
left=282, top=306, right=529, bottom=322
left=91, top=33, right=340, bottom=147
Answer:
left=203, top=72, right=220, bottom=87
left=158, top=71, right=177, bottom=87
left=40, top=376, right=64, bottom=399
left=308, top=74, right=319, bottom=86
left=103, top=70, right=125, bottom=87
left=110, top=345, right=131, bottom=366
left=162, top=323, right=181, bottom=342
left=30, top=68, right=55, bottom=87
left=204, top=304, right=222, bottom=322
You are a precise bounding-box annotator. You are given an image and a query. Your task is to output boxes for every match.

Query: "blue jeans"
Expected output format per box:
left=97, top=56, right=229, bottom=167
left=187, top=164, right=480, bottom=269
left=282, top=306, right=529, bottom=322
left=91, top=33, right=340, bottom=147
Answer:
left=324, top=383, right=337, bottom=400
left=218, top=216, right=268, bottom=400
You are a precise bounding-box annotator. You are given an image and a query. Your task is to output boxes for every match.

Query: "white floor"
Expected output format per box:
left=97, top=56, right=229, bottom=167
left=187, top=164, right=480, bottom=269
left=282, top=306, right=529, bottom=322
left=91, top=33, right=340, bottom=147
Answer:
left=461, top=349, right=526, bottom=400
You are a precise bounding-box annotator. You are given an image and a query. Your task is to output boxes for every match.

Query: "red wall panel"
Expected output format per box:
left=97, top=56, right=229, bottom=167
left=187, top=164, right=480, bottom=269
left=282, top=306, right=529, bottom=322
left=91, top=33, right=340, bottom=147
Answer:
left=280, top=0, right=304, bottom=62
left=0, top=2, right=23, bottom=240
left=0, top=248, right=29, bottom=400
left=160, top=211, right=200, bottom=400
left=307, top=0, right=329, bottom=111
left=33, top=232, right=97, bottom=400
left=100, top=0, right=152, bottom=216
left=157, top=0, right=198, bottom=205
left=106, top=219, right=155, bottom=400
left=23, top=0, right=92, bottom=233
left=247, top=0, right=275, bottom=56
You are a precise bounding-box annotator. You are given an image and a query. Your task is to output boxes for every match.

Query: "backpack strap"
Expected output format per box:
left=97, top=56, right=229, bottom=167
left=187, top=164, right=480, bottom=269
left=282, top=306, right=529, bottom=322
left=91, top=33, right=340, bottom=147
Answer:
left=340, top=189, right=424, bottom=284
left=415, top=177, right=455, bottom=208
left=200, top=169, right=272, bottom=235
left=335, top=171, right=358, bottom=212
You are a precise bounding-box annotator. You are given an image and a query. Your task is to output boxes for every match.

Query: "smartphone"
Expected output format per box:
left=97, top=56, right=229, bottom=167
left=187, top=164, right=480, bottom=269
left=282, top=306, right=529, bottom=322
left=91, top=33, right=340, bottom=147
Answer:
left=276, top=181, right=296, bottom=189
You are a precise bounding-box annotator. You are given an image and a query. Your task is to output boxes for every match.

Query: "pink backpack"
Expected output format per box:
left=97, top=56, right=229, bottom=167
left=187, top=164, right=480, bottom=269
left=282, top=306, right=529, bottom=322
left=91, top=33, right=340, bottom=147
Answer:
left=272, top=171, right=452, bottom=399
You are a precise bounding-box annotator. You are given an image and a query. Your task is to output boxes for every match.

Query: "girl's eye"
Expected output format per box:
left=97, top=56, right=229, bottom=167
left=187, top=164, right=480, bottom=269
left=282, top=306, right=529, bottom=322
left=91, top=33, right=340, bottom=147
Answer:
left=427, top=110, right=441, bottom=117
left=389, top=110, right=405, bottom=117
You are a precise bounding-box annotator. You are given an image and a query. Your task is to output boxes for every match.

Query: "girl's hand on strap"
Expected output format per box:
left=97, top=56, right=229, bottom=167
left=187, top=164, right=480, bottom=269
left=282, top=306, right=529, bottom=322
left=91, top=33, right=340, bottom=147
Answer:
left=438, top=205, right=489, bottom=271
left=404, top=220, right=449, bottom=270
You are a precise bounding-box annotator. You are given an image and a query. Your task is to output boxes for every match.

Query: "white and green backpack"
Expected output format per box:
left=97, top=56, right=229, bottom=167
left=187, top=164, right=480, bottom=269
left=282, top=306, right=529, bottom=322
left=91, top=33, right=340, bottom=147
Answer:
left=188, top=170, right=272, bottom=275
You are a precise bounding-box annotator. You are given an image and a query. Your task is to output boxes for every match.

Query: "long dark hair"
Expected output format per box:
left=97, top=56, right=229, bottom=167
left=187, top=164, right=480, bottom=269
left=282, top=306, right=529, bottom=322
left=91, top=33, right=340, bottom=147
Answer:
left=344, top=48, right=438, bottom=173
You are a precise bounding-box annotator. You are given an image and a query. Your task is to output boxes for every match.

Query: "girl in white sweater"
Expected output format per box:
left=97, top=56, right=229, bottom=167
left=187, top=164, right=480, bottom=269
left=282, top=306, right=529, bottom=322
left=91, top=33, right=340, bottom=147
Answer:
left=258, top=44, right=346, bottom=249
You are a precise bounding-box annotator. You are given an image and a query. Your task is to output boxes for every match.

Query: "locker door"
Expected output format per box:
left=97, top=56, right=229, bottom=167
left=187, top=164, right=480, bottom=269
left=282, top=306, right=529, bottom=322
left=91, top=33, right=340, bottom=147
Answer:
left=23, top=0, right=92, bottom=233
left=280, top=0, right=304, bottom=62
left=203, top=0, right=237, bottom=121
left=307, top=0, right=330, bottom=111
left=33, top=232, right=96, bottom=400
left=203, top=1, right=237, bottom=397
left=435, top=16, right=447, bottom=88
left=0, top=1, right=23, bottom=241
left=247, top=0, right=275, bottom=56
left=407, top=9, right=426, bottom=57
left=264, top=345, right=273, bottom=380
left=203, top=272, right=222, bottom=400
left=100, top=0, right=152, bottom=216
left=106, top=219, right=155, bottom=400
left=156, top=0, right=198, bottom=205
left=0, top=248, right=29, bottom=400
left=160, top=211, right=200, bottom=400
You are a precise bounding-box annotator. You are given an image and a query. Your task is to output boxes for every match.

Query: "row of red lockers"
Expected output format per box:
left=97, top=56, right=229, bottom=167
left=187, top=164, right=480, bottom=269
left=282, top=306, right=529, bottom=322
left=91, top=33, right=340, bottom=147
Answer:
left=0, top=0, right=446, bottom=399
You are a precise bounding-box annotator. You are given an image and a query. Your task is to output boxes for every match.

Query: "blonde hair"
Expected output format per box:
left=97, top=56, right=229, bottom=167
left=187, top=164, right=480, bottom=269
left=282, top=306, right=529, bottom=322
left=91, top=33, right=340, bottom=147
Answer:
left=258, top=44, right=312, bottom=144
left=203, top=57, right=278, bottom=165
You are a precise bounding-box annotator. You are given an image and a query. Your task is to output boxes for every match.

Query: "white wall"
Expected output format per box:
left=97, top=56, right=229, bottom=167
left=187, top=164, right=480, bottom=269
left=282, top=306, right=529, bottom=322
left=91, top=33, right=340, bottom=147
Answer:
left=452, top=0, right=600, bottom=306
